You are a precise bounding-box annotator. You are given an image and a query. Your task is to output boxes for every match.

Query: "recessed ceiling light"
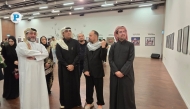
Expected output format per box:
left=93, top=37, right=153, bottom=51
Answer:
left=63, top=2, right=74, bottom=6
left=115, top=1, right=117, bottom=3
left=69, top=12, right=72, bottom=15
left=58, top=14, right=59, bottom=15
left=39, top=6, right=48, bottom=9
left=74, top=7, right=84, bottom=10
left=52, top=10, right=60, bottom=13
left=3, top=16, right=9, bottom=19
left=139, top=4, right=152, bottom=7
left=101, top=3, right=114, bottom=7
left=33, top=12, right=40, bottom=15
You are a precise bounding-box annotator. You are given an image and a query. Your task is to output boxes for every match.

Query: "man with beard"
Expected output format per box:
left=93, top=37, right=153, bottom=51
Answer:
left=16, top=28, right=49, bottom=109
left=77, top=33, right=87, bottom=77
left=84, top=30, right=107, bottom=109
left=56, top=27, right=81, bottom=109
left=109, top=26, right=136, bottom=109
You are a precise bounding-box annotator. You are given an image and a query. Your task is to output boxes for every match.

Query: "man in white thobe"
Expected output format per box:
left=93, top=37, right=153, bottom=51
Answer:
left=16, top=28, right=50, bottom=109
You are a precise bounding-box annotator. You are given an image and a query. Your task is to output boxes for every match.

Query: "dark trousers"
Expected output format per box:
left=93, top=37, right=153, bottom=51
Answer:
left=85, top=76, right=105, bottom=105
left=79, top=61, right=84, bottom=77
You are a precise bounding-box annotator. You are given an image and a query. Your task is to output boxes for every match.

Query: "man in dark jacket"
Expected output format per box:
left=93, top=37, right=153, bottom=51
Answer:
left=77, top=33, right=87, bottom=77
left=83, top=30, right=107, bottom=109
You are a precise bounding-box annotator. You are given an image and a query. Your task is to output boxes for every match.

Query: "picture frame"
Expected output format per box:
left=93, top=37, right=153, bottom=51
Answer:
left=171, top=33, right=174, bottom=50
left=166, top=35, right=169, bottom=48
left=182, top=25, right=189, bottom=54
left=18, top=38, right=22, bottom=43
left=177, top=29, right=182, bottom=52
left=36, top=38, right=39, bottom=43
left=168, top=34, right=171, bottom=49
left=145, top=37, right=155, bottom=46
left=131, top=37, right=140, bottom=46
left=106, top=37, right=115, bottom=45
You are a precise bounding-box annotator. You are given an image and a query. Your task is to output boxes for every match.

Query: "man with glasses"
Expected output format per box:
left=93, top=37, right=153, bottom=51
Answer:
left=16, top=28, right=49, bottom=109
left=56, top=27, right=82, bottom=109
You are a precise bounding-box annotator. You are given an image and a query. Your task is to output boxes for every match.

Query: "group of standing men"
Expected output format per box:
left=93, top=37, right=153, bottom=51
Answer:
left=16, top=26, right=136, bottom=109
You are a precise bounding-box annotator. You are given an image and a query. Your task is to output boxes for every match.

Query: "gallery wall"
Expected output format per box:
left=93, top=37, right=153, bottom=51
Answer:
left=163, top=0, right=190, bottom=108
left=15, top=6, right=165, bottom=58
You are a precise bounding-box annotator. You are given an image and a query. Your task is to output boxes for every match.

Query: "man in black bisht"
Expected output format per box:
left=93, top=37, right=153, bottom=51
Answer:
left=77, top=33, right=87, bottom=77
left=83, top=30, right=107, bottom=109
left=56, top=27, right=81, bottom=109
left=109, top=26, right=136, bottom=109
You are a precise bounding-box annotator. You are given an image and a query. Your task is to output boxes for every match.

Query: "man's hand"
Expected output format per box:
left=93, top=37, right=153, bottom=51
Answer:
left=45, top=63, right=50, bottom=69
left=27, top=56, right=36, bottom=60
left=101, top=40, right=106, bottom=48
left=66, top=65, right=74, bottom=71
left=84, top=71, right=90, bottom=76
left=14, top=61, right=18, bottom=65
left=115, top=71, right=124, bottom=78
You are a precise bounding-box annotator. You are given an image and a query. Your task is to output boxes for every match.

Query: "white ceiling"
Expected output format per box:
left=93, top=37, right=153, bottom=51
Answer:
left=0, top=0, right=166, bottom=20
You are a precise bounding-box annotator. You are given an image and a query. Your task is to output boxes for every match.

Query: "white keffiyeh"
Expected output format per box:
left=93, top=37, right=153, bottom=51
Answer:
left=87, top=41, right=101, bottom=51
left=57, top=39, right=68, bottom=50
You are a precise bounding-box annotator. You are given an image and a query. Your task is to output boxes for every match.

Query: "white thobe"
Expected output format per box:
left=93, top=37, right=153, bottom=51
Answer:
left=16, top=41, right=50, bottom=109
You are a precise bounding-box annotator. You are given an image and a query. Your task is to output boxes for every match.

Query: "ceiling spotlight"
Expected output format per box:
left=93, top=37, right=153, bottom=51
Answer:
left=115, top=1, right=117, bottom=3
left=58, top=14, right=59, bottom=15
left=118, top=9, right=123, bottom=13
left=69, top=12, right=72, bottom=15
left=80, top=13, right=84, bottom=16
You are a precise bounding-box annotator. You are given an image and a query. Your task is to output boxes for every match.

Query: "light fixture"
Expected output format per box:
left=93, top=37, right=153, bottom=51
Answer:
left=3, top=16, right=9, bottom=19
left=74, top=7, right=84, bottom=10
left=33, top=12, right=40, bottom=15
left=139, top=4, right=152, bottom=7
left=69, top=12, right=72, bottom=15
left=28, top=17, right=34, bottom=19
left=52, top=10, right=60, bottom=13
left=101, top=3, right=114, bottom=7
left=39, top=6, right=48, bottom=9
left=58, top=14, right=60, bottom=15
left=63, top=2, right=74, bottom=6
left=115, top=1, right=117, bottom=3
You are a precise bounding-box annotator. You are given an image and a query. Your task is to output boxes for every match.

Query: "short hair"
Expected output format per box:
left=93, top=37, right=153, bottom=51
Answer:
left=52, top=36, right=54, bottom=38
left=92, top=30, right=99, bottom=37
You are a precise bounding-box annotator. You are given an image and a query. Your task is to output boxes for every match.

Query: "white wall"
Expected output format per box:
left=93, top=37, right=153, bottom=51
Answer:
left=15, top=6, right=165, bottom=58
left=163, top=0, right=190, bottom=108
left=0, top=19, right=2, bottom=42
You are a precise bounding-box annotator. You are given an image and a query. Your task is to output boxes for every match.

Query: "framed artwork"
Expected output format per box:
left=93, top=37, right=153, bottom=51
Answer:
left=131, top=37, right=140, bottom=46
left=182, top=25, right=189, bottom=54
left=177, top=29, right=182, bottom=52
left=106, top=37, right=115, bottom=45
left=168, top=34, right=171, bottom=49
left=18, top=38, right=22, bottom=43
left=171, top=33, right=174, bottom=50
left=145, top=37, right=155, bottom=46
left=166, top=35, right=169, bottom=48
left=36, top=38, right=39, bottom=43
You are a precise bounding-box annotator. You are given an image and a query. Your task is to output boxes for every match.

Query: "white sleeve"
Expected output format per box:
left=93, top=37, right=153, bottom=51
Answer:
left=16, top=43, right=42, bottom=57
left=35, top=45, right=48, bottom=61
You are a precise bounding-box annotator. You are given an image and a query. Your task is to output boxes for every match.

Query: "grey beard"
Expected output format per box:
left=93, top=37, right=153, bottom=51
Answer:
left=27, top=37, right=36, bottom=42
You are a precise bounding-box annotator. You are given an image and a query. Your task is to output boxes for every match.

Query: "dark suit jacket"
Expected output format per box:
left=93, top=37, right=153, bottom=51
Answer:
left=83, top=46, right=107, bottom=78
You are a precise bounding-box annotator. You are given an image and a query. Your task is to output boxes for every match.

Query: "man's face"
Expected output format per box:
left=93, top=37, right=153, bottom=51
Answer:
left=62, top=29, right=72, bottom=39
left=78, top=34, right=85, bottom=42
left=26, top=31, right=37, bottom=42
left=117, top=28, right=127, bottom=41
left=52, top=38, right=55, bottom=41
left=89, top=31, right=96, bottom=43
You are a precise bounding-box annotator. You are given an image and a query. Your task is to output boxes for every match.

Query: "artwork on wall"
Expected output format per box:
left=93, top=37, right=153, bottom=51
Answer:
left=106, top=37, right=115, bottom=45
left=170, top=33, right=174, bottom=50
left=177, top=29, right=182, bottom=52
left=166, top=35, right=169, bottom=48
left=131, top=37, right=140, bottom=46
left=145, top=37, right=155, bottom=46
left=36, top=38, right=39, bottom=43
left=18, top=38, right=22, bottom=43
left=99, top=37, right=103, bottom=41
left=182, top=25, right=189, bottom=54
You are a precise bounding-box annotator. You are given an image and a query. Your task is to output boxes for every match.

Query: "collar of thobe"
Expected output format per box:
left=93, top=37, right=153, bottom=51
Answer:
left=118, top=40, right=127, bottom=44
left=57, top=39, right=69, bottom=50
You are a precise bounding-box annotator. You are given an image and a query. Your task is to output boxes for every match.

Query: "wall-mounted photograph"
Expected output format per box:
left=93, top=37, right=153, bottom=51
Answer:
left=177, top=29, right=182, bottom=52
left=182, top=25, right=189, bottom=54
left=106, top=37, right=115, bottom=45
left=18, top=38, right=22, bottom=43
left=145, top=37, right=155, bottom=46
left=171, top=33, right=174, bottom=50
left=131, top=37, right=140, bottom=46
